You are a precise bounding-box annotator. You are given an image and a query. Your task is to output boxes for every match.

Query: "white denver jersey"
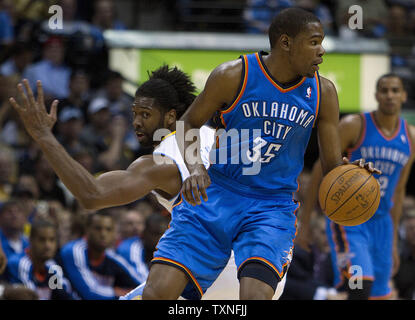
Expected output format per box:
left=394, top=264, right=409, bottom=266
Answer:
left=151, top=125, right=215, bottom=212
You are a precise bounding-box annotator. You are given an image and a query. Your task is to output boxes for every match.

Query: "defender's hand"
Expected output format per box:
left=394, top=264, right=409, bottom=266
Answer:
left=9, top=79, right=58, bottom=141
left=182, top=164, right=211, bottom=206
left=342, top=157, right=382, bottom=175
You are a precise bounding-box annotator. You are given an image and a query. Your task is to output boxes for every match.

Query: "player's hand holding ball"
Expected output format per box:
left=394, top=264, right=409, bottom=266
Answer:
left=318, top=158, right=381, bottom=226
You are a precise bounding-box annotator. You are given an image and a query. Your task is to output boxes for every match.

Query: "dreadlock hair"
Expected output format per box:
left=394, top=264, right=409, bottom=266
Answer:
left=135, top=65, right=197, bottom=118
left=268, top=8, right=321, bottom=49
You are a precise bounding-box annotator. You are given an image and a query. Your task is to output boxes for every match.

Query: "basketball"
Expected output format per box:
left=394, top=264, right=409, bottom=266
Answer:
left=318, top=164, right=381, bottom=226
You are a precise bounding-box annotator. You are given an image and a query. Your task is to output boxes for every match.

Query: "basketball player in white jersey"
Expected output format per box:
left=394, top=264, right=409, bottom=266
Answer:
left=9, top=66, right=286, bottom=300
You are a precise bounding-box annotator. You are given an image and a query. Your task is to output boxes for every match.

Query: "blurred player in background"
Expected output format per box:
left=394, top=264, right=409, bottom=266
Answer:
left=297, top=73, right=415, bottom=299
left=58, top=211, right=142, bottom=299
left=7, top=218, right=75, bottom=299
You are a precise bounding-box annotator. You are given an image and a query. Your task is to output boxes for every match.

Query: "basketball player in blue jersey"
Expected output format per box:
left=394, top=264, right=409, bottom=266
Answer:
left=142, top=8, right=378, bottom=300
left=297, top=73, right=415, bottom=299
left=9, top=66, right=286, bottom=299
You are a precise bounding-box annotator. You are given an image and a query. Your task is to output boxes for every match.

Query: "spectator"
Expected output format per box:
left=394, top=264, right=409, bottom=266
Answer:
left=280, top=214, right=346, bottom=300
left=13, top=0, right=55, bottom=23
left=6, top=219, right=75, bottom=299
left=387, top=3, right=410, bottom=38
left=0, top=0, right=14, bottom=45
left=56, top=107, right=86, bottom=157
left=72, top=148, right=95, bottom=173
left=54, top=208, right=72, bottom=248
left=0, top=282, right=38, bottom=300
left=116, top=208, right=146, bottom=242
left=22, top=36, right=71, bottom=100
left=394, top=211, right=415, bottom=299
left=93, top=71, right=138, bottom=155
left=0, top=199, right=29, bottom=261
left=293, top=0, right=334, bottom=35
left=57, top=70, right=91, bottom=122
left=93, top=70, right=133, bottom=120
left=0, top=42, right=34, bottom=77
left=11, top=173, right=39, bottom=236
left=91, top=0, right=126, bottom=31
left=0, top=75, right=32, bottom=150
left=80, top=97, right=131, bottom=171
left=335, top=0, right=388, bottom=39
left=0, top=145, right=17, bottom=202
left=131, top=196, right=163, bottom=220
left=33, top=153, right=68, bottom=207
left=116, top=213, right=170, bottom=284
left=243, top=0, right=293, bottom=34
left=58, top=210, right=142, bottom=299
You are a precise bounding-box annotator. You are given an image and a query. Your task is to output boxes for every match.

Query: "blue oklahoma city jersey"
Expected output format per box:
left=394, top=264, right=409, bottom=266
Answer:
left=210, top=52, right=321, bottom=197
left=347, top=112, right=411, bottom=215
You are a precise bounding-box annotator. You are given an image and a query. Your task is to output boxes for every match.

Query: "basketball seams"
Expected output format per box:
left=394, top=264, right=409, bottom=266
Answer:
left=322, top=166, right=361, bottom=212
left=334, top=180, right=380, bottom=225
left=327, top=173, right=374, bottom=218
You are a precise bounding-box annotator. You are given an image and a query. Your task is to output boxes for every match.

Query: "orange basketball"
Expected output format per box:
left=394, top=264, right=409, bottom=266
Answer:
left=318, top=164, right=380, bottom=226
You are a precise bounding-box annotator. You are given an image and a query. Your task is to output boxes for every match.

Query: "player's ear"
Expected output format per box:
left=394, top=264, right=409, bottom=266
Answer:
left=401, top=89, right=408, bottom=104
left=374, top=90, right=380, bottom=103
left=279, top=34, right=291, bottom=52
left=165, top=109, right=176, bottom=127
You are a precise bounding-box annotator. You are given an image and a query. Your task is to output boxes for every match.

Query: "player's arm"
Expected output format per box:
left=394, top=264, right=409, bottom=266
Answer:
left=315, top=76, right=344, bottom=174
left=389, top=124, right=415, bottom=273
left=9, top=80, right=180, bottom=210
left=177, top=59, right=243, bottom=205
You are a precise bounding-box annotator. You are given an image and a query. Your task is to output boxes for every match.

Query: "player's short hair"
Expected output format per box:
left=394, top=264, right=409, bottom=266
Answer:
left=86, top=210, right=114, bottom=228
left=0, top=199, right=20, bottom=215
left=135, top=65, right=197, bottom=118
left=268, top=8, right=321, bottom=49
left=30, top=218, right=57, bottom=240
left=376, top=73, right=405, bottom=91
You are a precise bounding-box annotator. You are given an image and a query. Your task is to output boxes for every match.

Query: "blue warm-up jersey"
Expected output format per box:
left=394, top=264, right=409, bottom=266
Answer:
left=210, top=51, right=321, bottom=198
left=347, top=112, right=412, bottom=215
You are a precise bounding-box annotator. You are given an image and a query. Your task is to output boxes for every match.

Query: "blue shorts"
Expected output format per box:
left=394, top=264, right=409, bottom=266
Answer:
left=152, top=179, right=299, bottom=299
left=326, top=213, right=393, bottom=299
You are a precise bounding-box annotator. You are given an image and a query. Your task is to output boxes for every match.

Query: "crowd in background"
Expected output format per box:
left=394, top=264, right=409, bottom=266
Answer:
left=0, top=0, right=414, bottom=300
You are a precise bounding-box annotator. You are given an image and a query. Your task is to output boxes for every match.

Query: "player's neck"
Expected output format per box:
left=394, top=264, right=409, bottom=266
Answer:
left=264, top=51, right=301, bottom=84
left=87, top=246, right=106, bottom=263
left=32, top=258, right=47, bottom=273
left=372, top=110, right=400, bottom=137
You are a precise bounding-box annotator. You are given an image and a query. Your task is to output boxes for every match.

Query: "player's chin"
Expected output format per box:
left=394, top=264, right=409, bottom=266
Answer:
left=138, top=135, right=152, bottom=147
left=304, top=69, right=316, bottom=78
